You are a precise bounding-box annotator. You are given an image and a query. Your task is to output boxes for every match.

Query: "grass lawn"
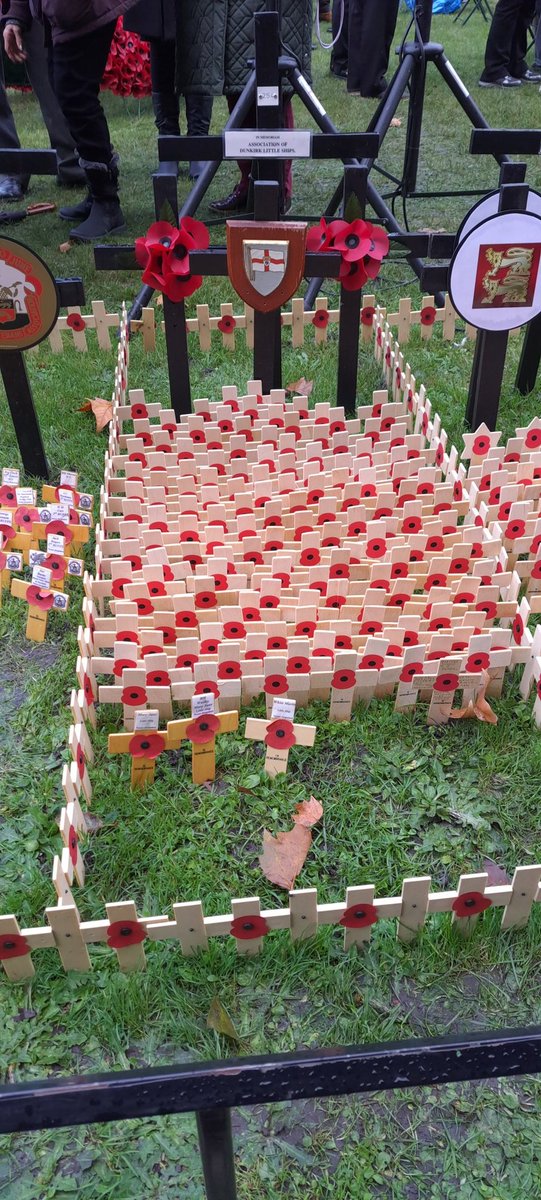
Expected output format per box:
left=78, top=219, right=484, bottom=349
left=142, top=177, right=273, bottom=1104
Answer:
left=1, top=10, right=541, bottom=1198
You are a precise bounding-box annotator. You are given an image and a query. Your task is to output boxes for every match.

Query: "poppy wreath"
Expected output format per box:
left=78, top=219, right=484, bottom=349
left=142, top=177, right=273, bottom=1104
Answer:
left=264, top=719, right=296, bottom=750
left=230, top=914, right=269, bottom=940
left=101, top=18, right=151, bottom=98
left=306, top=216, right=389, bottom=291
left=186, top=714, right=220, bottom=744
left=106, top=919, right=146, bottom=949
left=452, top=891, right=492, bottom=919
left=128, top=732, right=166, bottom=760
left=135, top=217, right=209, bottom=303
left=0, top=931, right=30, bottom=959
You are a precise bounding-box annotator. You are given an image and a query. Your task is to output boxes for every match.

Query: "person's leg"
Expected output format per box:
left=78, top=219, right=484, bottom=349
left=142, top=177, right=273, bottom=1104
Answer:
left=0, top=48, right=28, bottom=199
left=331, top=0, right=349, bottom=76
left=50, top=21, right=124, bottom=240
left=210, top=95, right=252, bottom=212
left=509, top=0, right=538, bottom=76
left=184, top=92, right=213, bottom=178
left=149, top=38, right=180, bottom=174
left=479, top=0, right=525, bottom=82
left=22, top=19, right=84, bottom=186
left=534, top=0, right=541, bottom=64
left=347, top=0, right=393, bottom=97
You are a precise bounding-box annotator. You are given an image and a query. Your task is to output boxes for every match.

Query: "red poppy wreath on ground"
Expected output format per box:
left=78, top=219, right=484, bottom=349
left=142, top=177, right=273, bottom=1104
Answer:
left=306, top=216, right=389, bottom=291
left=135, top=217, right=209, bottom=303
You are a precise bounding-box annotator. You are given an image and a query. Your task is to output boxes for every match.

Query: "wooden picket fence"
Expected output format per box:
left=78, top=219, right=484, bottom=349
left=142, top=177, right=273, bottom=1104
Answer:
left=40, top=293, right=477, bottom=356
left=2, top=864, right=541, bottom=980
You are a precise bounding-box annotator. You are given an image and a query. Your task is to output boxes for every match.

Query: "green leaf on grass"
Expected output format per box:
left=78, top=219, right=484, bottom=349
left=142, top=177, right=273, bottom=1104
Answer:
left=206, top=996, right=241, bottom=1043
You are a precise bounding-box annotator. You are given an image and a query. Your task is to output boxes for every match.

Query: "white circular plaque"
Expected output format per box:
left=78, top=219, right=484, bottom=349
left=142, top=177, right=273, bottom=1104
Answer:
left=448, top=210, right=541, bottom=332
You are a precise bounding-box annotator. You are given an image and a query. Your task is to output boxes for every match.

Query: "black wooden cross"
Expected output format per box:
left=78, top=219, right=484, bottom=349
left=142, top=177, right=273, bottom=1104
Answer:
left=0, top=149, right=85, bottom=479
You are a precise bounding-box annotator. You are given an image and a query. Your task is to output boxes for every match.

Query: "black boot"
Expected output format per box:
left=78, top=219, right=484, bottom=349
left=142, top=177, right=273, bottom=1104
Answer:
left=152, top=91, right=180, bottom=175
left=59, top=192, right=92, bottom=221
left=70, top=155, right=125, bottom=243
left=184, top=93, right=213, bottom=178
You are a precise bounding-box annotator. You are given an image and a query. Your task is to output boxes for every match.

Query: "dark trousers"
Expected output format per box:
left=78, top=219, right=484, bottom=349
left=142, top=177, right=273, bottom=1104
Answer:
left=0, top=19, right=80, bottom=188
left=331, top=0, right=349, bottom=73
left=49, top=21, right=116, bottom=167
left=346, top=0, right=400, bottom=96
left=481, top=0, right=535, bottom=80
left=149, top=38, right=213, bottom=135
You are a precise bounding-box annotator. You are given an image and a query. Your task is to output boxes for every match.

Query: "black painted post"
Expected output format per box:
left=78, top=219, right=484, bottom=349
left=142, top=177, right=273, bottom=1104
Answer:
left=337, top=164, right=368, bottom=414
left=152, top=163, right=193, bottom=419
left=466, top=170, right=528, bottom=429
left=196, top=1108, right=237, bottom=1200
left=0, top=351, right=49, bottom=479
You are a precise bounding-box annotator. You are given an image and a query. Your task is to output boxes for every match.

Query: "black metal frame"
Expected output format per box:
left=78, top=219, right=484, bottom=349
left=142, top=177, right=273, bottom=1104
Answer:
left=1, top=1026, right=540, bottom=1200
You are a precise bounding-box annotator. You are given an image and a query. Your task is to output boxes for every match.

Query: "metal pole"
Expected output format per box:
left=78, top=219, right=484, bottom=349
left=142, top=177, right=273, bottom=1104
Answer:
left=0, top=351, right=49, bottom=479
left=196, top=1108, right=237, bottom=1200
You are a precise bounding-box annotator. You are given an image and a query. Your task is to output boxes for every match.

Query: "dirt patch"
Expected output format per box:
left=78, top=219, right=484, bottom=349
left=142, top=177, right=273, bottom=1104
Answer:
left=0, top=639, right=60, bottom=714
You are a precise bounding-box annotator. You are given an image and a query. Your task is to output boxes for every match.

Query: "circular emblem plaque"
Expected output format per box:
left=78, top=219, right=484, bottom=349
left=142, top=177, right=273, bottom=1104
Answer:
left=449, top=210, right=541, bottom=333
left=0, top=237, right=58, bottom=351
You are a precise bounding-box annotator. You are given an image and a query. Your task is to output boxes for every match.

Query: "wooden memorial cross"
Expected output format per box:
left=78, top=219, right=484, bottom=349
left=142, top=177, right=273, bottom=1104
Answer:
left=108, top=718, right=178, bottom=789
left=245, top=698, right=317, bottom=776
left=167, top=707, right=239, bottom=784
left=11, top=575, right=69, bottom=641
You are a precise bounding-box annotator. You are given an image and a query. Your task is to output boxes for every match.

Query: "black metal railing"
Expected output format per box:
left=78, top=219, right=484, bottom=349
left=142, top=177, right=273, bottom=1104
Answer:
left=1, top=1027, right=540, bottom=1199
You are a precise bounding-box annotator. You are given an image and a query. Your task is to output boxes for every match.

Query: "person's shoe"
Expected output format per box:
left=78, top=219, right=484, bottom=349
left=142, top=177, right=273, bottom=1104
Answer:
left=520, top=68, right=541, bottom=82
left=330, top=65, right=348, bottom=79
left=0, top=178, right=25, bottom=201
left=478, top=74, right=522, bottom=86
left=69, top=156, right=125, bottom=242
left=59, top=192, right=92, bottom=221
left=209, top=184, right=249, bottom=212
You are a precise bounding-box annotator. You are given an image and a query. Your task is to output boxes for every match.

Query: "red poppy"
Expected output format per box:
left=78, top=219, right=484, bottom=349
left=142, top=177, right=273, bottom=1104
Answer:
left=424, top=573, right=447, bottom=592
left=476, top=600, right=497, bottom=620
left=41, top=553, right=67, bottom=581
left=195, top=590, right=217, bottom=609
left=398, top=661, right=422, bottom=683
left=66, top=312, right=86, bottom=332
left=47, top=519, right=73, bottom=544
left=218, top=660, right=242, bottom=679
left=452, top=892, right=492, bottom=919
left=532, top=560, right=541, bottom=580
left=80, top=674, right=94, bottom=707
left=504, top=519, right=525, bottom=540
left=200, top=640, right=220, bottom=656
left=146, top=670, right=171, bottom=687
left=312, top=309, right=330, bottom=329
left=428, top=616, right=451, bottom=632
left=325, top=594, right=346, bottom=610
left=300, top=548, right=321, bottom=566
left=134, top=597, right=153, bottom=616
left=287, top=656, right=310, bottom=674
left=190, top=429, right=206, bottom=445
left=359, top=653, right=384, bottom=671
left=121, top=685, right=147, bottom=707
left=128, top=732, right=166, bottom=759
left=14, top=505, right=38, bottom=528
left=420, top=305, right=436, bottom=326
left=67, top=824, right=79, bottom=867
left=128, top=451, right=147, bottom=468
left=455, top=591, right=475, bottom=605
left=366, top=538, right=387, bottom=559
left=112, top=658, right=136, bottom=679
left=450, top=557, right=469, bottom=574
left=331, top=668, right=356, bottom=689
left=512, top=613, right=524, bottom=644
left=433, top=673, right=459, bottom=693
left=246, top=649, right=265, bottom=661
left=0, top=484, right=17, bottom=506
left=361, top=305, right=375, bottom=326
left=175, top=610, right=198, bottom=630
left=472, top=434, right=491, bottom=457
left=244, top=550, right=264, bottom=566
left=111, top=577, right=131, bottom=600
left=0, top=932, right=30, bottom=959
left=263, top=674, right=288, bottom=695
left=260, top=595, right=280, bottom=611
left=107, top=919, right=146, bottom=948
left=223, top=621, right=247, bottom=640
left=186, top=713, right=220, bottom=744
left=194, top=680, right=220, bottom=698
left=218, top=314, right=237, bottom=334
left=230, top=914, right=269, bottom=940
left=525, top=427, right=541, bottom=449
left=117, top=630, right=140, bottom=645
left=339, top=902, right=379, bottom=928
left=26, top=585, right=54, bottom=611
left=174, top=652, right=197, bottom=671
left=295, top=620, right=316, bottom=638
left=242, top=607, right=261, bottom=624
left=465, top=652, right=490, bottom=673
left=264, top=718, right=297, bottom=750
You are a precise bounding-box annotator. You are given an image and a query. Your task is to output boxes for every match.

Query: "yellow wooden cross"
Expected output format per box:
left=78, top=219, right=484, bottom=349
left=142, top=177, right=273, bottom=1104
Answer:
left=11, top=577, right=69, bottom=641
left=167, top=709, right=239, bottom=784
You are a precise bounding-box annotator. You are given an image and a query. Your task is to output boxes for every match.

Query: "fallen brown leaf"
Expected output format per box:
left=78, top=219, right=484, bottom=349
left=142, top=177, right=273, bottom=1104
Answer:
left=390, top=117, right=402, bottom=128
left=259, top=824, right=312, bottom=890
left=483, top=858, right=511, bottom=886
left=59, top=241, right=72, bottom=253
left=207, top=996, right=241, bottom=1042
left=79, top=396, right=113, bottom=433
left=293, top=795, right=323, bottom=828
left=286, top=377, right=314, bottom=397
left=449, top=674, right=497, bottom=724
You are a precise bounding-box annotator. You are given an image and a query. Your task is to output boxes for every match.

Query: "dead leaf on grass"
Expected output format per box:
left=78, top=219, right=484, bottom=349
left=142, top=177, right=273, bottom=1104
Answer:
left=286, top=377, right=313, bottom=397
left=59, top=241, right=72, bottom=253
left=260, top=824, right=312, bottom=890
left=293, top=795, right=323, bottom=828
left=390, top=117, right=402, bottom=128
left=79, top=396, right=113, bottom=433
left=207, top=996, right=241, bottom=1042
left=449, top=674, right=497, bottom=724
left=483, top=858, right=511, bottom=886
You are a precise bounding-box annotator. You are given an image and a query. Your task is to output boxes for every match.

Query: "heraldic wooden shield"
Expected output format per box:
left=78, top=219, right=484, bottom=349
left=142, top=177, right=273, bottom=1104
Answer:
left=226, top=221, right=307, bottom=313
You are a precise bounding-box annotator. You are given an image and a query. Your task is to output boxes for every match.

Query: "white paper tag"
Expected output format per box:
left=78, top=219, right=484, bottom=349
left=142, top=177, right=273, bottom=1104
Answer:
left=15, top=487, right=34, bottom=505
left=224, top=129, right=312, bottom=159
left=58, top=488, right=75, bottom=506
left=2, top=468, right=19, bottom=486
left=32, top=565, right=52, bottom=588
left=134, top=708, right=160, bottom=731
left=0, top=510, right=12, bottom=526
left=5, top=551, right=22, bottom=570
left=191, top=693, right=216, bottom=717
left=50, top=504, right=70, bottom=521
left=271, top=697, right=297, bottom=720
left=47, top=533, right=65, bottom=554
left=29, top=550, right=45, bottom=567
left=257, top=85, right=279, bottom=107
left=60, top=470, right=78, bottom=487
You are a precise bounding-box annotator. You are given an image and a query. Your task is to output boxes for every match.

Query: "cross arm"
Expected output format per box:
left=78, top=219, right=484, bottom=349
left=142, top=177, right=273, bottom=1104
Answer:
left=94, top=246, right=342, bottom=280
